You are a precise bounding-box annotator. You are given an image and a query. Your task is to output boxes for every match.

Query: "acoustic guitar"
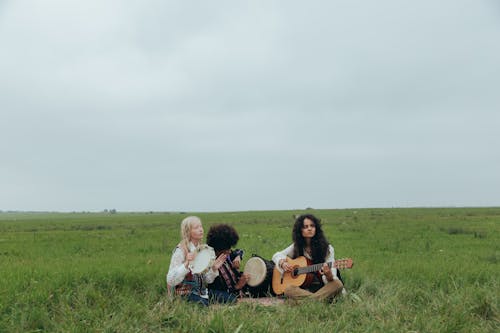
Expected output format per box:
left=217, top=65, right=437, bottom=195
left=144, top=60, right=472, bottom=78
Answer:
left=272, top=256, right=353, bottom=295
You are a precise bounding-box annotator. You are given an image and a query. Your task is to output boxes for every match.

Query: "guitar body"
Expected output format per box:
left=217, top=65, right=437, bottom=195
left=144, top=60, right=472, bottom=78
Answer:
left=271, top=256, right=354, bottom=295
left=271, top=256, right=315, bottom=295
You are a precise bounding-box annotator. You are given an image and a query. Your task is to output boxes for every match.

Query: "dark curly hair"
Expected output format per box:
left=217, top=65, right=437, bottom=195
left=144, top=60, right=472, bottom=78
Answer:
left=292, top=214, right=330, bottom=264
left=206, top=224, right=239, bottom=252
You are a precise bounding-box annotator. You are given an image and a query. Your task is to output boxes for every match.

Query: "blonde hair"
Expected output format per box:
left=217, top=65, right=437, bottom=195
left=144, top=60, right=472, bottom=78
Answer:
left=179, top=216, right=202, bottom=253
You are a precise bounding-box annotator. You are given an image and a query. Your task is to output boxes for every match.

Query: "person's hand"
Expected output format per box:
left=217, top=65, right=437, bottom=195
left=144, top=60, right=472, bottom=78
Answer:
left=186, top=252, right=196, bottom=262
left=321, top=263, right=334, bottom=281
left=184, top=252, right=196, bottom=268
left=212, top=253, right=227, bottom=271
left=232, top=255, right=241, bottom=269
left=280, top=259, right=293, bottom=272
left=235, top=273, right=250, bottom=289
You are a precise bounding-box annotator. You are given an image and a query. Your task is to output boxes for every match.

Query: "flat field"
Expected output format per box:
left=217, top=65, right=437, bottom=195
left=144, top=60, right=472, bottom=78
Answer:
left=0, top=208, right=498, bottom=332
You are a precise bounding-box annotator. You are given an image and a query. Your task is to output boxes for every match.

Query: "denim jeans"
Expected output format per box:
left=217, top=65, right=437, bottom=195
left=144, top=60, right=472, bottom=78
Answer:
left=185, top=290, right=237, bottom=306
left=186, top=292, right=209, bottom=306
left=209, top=289, right=238, bottom=304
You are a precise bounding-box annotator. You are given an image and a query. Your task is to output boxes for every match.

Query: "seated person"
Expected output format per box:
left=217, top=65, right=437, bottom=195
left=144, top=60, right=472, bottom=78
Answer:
left=272, top=214, right=344, bottom=301
left=166, top=216, right=226, bottom=306
left=206, top=224, right=250, bottom=302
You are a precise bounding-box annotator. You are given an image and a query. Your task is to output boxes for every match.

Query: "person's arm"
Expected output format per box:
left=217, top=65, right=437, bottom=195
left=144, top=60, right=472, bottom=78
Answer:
left=204, top=265, right=219, bottom=283
left=166, top=247, right=190, bottom=286
left=272, top=244, right=294, bottom=273
left=230, top=249, right=244, bottom=269
left=204, top=253, right=224, bottom=284
left=233, top=270, right=248, bottom=292
left=230, top=249, right=244, bottom=261
left=321, top=244, right=338, bottom=284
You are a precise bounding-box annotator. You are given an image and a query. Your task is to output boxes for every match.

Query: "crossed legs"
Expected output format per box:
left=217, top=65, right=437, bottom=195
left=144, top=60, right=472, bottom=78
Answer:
left=284, top=279, right=344, bottom=301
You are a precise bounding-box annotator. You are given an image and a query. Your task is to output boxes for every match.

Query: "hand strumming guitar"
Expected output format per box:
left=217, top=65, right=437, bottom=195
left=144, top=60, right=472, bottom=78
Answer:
left=321, top=263, right=334, bottom=281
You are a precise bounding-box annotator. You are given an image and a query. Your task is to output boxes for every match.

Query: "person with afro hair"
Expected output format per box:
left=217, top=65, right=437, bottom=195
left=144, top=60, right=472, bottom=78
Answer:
left=206, top=224, right=249, bottom=303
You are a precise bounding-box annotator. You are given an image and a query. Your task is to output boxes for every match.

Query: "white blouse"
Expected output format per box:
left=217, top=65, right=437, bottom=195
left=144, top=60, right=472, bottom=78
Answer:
left=272, top=243, right=338, bottom=285
left=166, top=242, right=218, bottom=288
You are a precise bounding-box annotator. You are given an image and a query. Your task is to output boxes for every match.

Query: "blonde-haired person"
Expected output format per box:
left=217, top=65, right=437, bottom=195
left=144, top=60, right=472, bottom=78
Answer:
left=166, top=216, right=226, bottom=306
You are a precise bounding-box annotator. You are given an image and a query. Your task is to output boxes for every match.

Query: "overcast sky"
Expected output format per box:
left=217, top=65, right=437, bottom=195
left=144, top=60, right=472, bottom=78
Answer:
left=1, top=0, right=499, bottom=212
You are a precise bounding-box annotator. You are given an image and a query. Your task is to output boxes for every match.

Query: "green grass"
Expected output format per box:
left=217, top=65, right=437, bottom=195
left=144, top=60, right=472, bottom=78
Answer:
left=0, top=208, right=499, bottom=332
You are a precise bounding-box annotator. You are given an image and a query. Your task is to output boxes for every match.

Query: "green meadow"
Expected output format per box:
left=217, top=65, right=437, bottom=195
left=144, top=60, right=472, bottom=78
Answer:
left=0, top=208, right=498, bottom=332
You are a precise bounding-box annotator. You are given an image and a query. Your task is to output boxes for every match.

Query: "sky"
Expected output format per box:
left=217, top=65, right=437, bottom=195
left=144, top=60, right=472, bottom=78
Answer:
left=1, top=0, right=499, bottom=212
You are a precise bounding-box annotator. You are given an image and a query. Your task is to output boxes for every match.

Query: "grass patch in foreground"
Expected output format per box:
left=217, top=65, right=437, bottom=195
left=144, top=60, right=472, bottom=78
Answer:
left=0, top=207, right=499, bottom=332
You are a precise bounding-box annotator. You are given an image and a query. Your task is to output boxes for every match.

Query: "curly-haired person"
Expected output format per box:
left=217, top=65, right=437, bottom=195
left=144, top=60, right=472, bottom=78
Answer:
left=206, top=224, right=249, bottom=303
left=272, top=214, right=344, bottom=301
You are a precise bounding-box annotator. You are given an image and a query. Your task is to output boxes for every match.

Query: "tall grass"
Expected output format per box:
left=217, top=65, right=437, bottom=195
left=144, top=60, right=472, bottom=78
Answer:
left=0, top=208, right=498, bottom=332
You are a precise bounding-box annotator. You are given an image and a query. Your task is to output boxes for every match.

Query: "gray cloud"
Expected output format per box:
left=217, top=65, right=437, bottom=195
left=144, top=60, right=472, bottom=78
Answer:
left=1, top=0, right=499, bottom=211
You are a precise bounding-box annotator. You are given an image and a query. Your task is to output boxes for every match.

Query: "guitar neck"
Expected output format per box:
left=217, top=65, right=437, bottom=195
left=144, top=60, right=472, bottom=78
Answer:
left=296, top=261, right=333, bottom=275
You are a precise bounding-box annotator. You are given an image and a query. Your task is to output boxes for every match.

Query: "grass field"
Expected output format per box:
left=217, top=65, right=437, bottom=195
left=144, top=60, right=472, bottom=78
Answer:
left=0, top=208, right=499, bottom=332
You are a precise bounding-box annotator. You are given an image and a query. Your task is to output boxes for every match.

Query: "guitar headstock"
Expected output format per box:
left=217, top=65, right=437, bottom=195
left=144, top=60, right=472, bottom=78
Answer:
left=334, top=258, right=353, bottom=269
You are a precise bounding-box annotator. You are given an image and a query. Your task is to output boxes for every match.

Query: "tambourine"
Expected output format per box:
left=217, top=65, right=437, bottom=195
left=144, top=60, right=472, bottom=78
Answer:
left=189, top=244, right=216, bottom=274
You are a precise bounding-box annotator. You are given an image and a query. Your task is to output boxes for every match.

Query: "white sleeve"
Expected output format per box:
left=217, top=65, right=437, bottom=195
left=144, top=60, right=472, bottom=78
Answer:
left=166, top=247, right=190, bottom=286
left=322, top=244, right=338, bottom=284
left=272, top=244, right=294, bottom=273
left=203, top=266, right=219, bottom=284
